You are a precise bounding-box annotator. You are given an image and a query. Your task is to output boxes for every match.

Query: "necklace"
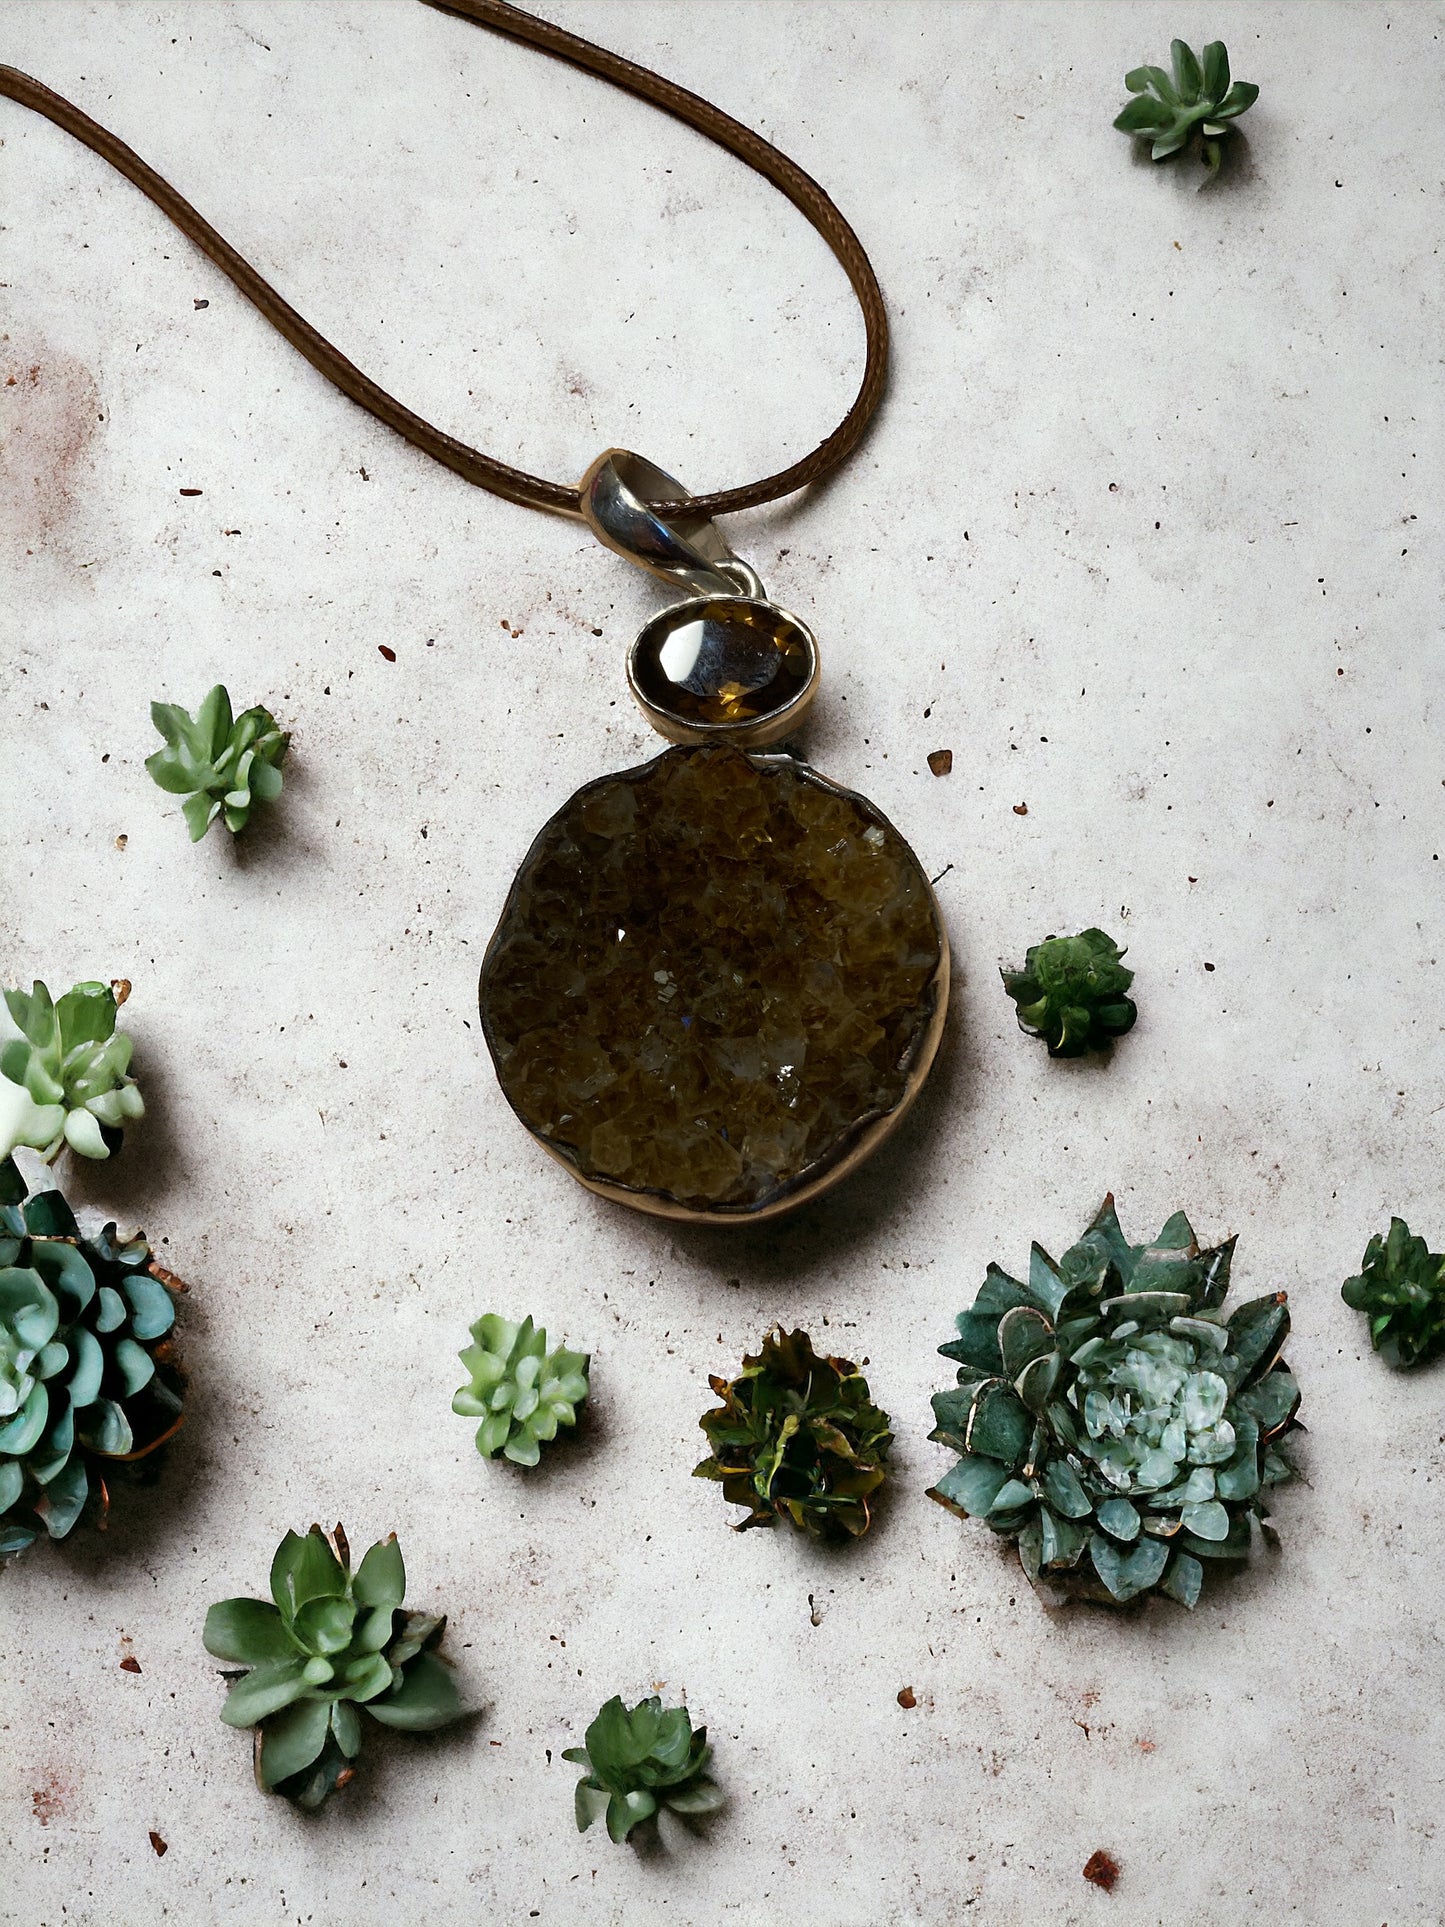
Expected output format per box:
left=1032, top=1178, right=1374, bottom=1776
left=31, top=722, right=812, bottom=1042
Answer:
left=3, top=0, right=949, bottom=1226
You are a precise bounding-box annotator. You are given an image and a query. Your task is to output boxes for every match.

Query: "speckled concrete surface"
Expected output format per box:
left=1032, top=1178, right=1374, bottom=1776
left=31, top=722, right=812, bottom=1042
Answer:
left=1, top=3, right=1441, bottom=1922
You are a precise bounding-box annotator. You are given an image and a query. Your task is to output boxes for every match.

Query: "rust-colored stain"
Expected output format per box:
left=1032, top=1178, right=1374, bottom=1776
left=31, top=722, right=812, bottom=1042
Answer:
left=31, top=1772, right=74, bottom=1825
left=119, top=1655, right=142, bottom=1674
left=0, top=347, right=102, bottom=558
left=149, top=1830, right=168, bottom=1856
left=897, top=1685, right=917, bottom=1708
left=1083, top=1849, right=1120, bottom=1890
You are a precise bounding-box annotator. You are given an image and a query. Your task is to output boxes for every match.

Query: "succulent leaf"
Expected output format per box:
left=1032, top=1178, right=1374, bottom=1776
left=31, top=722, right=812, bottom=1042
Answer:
left=146, top=685, right=289, bottom=840
left=0, top=1160, right=183, bottom=1557
left=568, top=1695, right=722, bottom=1842
left=206, top=1523, right=467, bottom=1809
left=1113, top=39, right=1257, bottom=177
left=453, top=1313, right=590, bottom=1466
left=695, top=1327, right=892, bottom=1542
left=928, top=1197, right=1302, bottom=1609
left=1341, top=1219, right=1445, bottom=1369
left=0, top=980, right=143, bottom=1163
left=1000, top=930, right=1136, bottom=1058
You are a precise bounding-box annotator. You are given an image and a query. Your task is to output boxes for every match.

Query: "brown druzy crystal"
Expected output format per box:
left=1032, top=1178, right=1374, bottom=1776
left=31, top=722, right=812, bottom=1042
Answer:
left=479, top=745, right=947, bottom=1218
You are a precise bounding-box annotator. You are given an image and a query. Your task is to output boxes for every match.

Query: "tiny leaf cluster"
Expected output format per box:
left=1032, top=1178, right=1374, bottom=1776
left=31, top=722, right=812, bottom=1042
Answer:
left=1342, top=1218, right=1445, bottom=1369
left=1114, top=39, right=1258, bottom=176
left=204, top=1523, right=466, bottom=1809
left=695, top=1326, right=891, bottom=1541
left=0, top=979, right=143, bottom=1162
left=0, top=1159, right=183, bottom=1555
left=564, top=1695, right=722, bottom=1843
left=453, top=1313, right=589, bottom=1465
left=1001, top=929, right=1136, bottom=1058
left=147, top=684, right=289, bottom=841
left=929, top=1199, right=1299, bottom=1609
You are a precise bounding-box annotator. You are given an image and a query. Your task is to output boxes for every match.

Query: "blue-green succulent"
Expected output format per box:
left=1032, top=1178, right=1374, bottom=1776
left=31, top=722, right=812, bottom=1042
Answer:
left=929, top=1198, right=1301, bottom=1609
left=0, top=979, right=143, bottom=1162
left=0, top=1157, right=184, bottom=1556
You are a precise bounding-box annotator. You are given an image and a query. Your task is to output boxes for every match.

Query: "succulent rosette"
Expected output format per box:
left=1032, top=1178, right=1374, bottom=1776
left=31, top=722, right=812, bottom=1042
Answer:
left=0, top=979, right=143, bottom=1162
left=928, top=1198, right=1301, bottom=1608
left=695, top=1326, right=892, bottom=1541
left=204, top=1523, right=466, bottom=1810
left=564, top=1695, right=723, bottom=1843
left=452, top=1314, right=589, bottom=1466
left=1342, top=1218, right=1445, bottom=1369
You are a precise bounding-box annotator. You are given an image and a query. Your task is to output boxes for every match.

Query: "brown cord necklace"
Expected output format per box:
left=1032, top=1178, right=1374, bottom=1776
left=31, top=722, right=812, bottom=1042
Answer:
left=2, top=0, right=948, bottom=1224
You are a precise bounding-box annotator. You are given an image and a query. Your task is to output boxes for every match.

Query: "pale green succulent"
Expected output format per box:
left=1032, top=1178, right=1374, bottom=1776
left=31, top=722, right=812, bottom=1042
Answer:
left=0, top=980, right=143, bottom=1162
left=146, top=684, right=289, bottom=840
left=453, top=1314, right=589, bottom=1466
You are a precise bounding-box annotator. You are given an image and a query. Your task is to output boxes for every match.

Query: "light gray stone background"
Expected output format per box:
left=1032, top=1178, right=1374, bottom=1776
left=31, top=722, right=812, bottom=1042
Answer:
left=1, top=2, right=1441, bottom=1921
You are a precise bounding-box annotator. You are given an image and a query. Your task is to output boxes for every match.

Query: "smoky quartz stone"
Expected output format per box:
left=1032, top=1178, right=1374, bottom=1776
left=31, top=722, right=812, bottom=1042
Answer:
left=628, top=596, right=817, bottom=735
left=479, top=744, right=948, bottom=1222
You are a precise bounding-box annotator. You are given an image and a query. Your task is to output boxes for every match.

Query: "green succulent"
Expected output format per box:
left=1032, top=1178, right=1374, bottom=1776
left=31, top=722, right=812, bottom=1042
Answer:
left=0, top=979, right=144, bottom=1162
left=0, top=1157, right=184, bottom=1556
left=452, top=1314, right=590, bottom=1466
left=564, top=1695, right=723, bottom=1843
left=928, top=1197, right=1301, bottom=1609
left=204, top=1523, right=467, bottom=1810
left=1342, top=1218, right=1445, bottom=1369
left=695, top=1326, right=892, bottom=1541
left=1113, top=39, right=1259, bottom=178
left=1001, top=928, right=1136, bottom=1057
left=146, top=683, right=289, bottom=840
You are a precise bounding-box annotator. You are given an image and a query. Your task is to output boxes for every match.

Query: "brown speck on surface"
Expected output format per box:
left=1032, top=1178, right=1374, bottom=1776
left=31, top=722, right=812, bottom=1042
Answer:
left=119, top=1656, right=142, bottom=1674
left=1012, top=802, right=1028, bottom=816
left=927, top=748, right=953, bottom=777
left=897, top=1686, right=917, bottom=1708
left=148, top=1830, right=168, bottom=1856
left=1083, top=1850, right=1119, bottom=1891
left=111, top=979, right=131, bottom=1007
left=193, top=298, right=209, bottom=309
left=1135, top=1737, right=1156, bottom=1753
left=378, top=645, right=396, bottom=661
left=178, top=487, right=202, bottom=497
left=115, top=834, right=128, bottom=851
left=1204, top=961, right=1216, bottom=972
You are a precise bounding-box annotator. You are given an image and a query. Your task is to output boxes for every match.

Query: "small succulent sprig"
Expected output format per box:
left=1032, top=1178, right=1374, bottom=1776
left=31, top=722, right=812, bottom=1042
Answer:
left=0, top=1157, right=184, bottom=1556
left=1342, top=1219, right=1445, bottom=1369
left=1114, top=39, right=1259, bottom=178
left=1001, top=929, right=1136, bottom=1058
left=928, top=1198, right=1300, bottom=1610
left=146, top=684, right=289, bottom=841
left=0, top=979, right=143, bottom=1162
left=204, top=1524, right=466, bottom=1810
left=452, top=1314, right=590, bottom=1466
left=695, top=1327, right=892, bottom=1541
left=564, top=1695, right=723, bottom=1843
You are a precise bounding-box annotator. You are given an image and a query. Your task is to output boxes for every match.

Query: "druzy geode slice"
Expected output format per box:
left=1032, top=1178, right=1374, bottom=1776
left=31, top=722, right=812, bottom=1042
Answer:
left=479, top=745, right=948, bottom=1221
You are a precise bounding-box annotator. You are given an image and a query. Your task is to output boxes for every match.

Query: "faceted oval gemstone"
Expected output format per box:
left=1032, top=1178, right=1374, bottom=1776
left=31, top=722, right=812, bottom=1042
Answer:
left=479, top=745, right=948, bottom=1221
left=628, top=597, right=816, bottom=736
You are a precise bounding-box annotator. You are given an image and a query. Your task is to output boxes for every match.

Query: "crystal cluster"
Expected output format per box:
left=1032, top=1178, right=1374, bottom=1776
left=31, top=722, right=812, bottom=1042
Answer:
left=480, top=746, right=944, bottom=1214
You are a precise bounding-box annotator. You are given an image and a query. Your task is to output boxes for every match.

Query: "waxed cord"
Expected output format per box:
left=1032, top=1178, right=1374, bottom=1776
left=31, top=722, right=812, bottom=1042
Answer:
left=0, top=0, right=888, bottom=520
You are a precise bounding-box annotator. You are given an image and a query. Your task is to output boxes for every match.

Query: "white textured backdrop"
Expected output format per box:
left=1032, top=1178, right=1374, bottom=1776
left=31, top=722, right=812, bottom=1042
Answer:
left=1, top=3, right=1441, bottom=1923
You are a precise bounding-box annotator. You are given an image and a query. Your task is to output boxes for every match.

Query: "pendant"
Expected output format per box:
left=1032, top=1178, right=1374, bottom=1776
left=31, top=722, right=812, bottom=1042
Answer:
left=479, top=454, right=949, bottom=1225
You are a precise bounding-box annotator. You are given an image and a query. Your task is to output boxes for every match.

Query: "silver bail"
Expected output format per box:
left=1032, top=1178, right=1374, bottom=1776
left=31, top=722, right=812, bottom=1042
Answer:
left=579, top=449, right=764, bottom=601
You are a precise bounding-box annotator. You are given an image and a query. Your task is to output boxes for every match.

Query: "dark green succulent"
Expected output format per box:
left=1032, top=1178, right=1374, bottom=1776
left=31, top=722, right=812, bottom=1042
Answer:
left=928, top=1198, right=1300, bottom=1609
left=146, top=684, right=289, bottom=840
left=0, top=1157, right=184, bottom=1556
left=695, top=1326, right=892, bottom=1541
left=564, top=1695, right=723, bottom=1843
left=1001, top=928, right=1136, bottom=1057
left=1342, top=1219, right=1445, bottom=1369
left=1114, top=39, right=1259, bottom=178
left=452, top=1314, right=589, bottom=1466
left=0, top=979, right=144, bottom=1162
left=204, top=1523, right=467, bottom=1810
